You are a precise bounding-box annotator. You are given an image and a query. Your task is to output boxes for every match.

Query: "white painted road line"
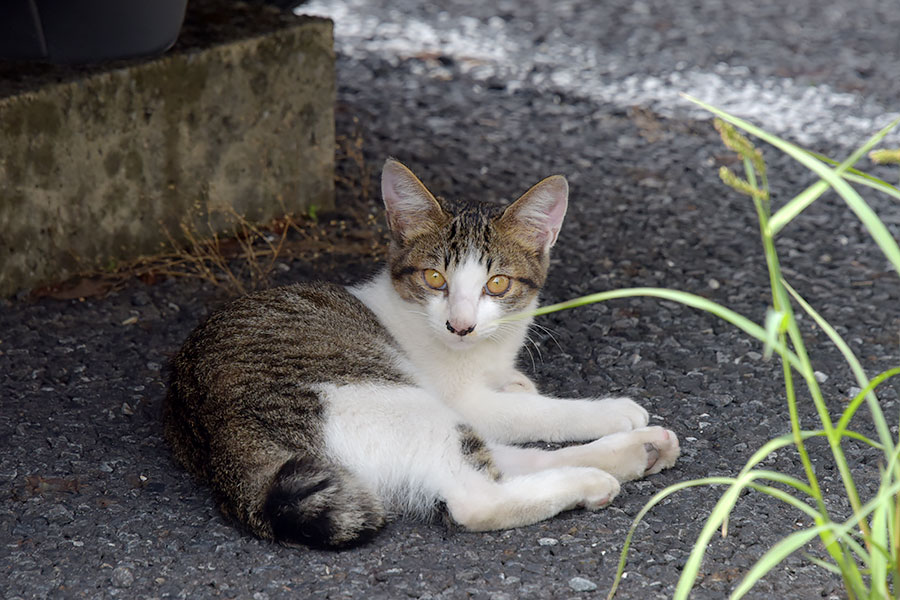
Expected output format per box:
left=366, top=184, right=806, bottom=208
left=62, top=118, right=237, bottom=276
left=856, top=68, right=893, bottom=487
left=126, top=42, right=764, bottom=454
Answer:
left=300, top=0, right=900, bottom=148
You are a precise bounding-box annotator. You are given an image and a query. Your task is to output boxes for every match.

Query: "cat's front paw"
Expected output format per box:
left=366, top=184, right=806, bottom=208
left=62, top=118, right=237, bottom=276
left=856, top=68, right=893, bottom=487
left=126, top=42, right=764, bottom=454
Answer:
left=593, top=397, right=649, bottom=433
left=574, top=468, right=621, bottom=510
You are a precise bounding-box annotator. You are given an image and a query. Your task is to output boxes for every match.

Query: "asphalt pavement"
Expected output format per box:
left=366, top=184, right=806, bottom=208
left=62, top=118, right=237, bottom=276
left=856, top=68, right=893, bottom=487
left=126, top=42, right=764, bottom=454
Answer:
left=3, top=0, right=900, bottom=598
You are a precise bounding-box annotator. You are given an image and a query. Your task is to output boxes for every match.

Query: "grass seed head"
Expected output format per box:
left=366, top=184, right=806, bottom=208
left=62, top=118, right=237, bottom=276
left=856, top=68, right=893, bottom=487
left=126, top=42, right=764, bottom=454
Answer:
left=714, top=118, right=767, bottom=179
left=869, top=148, right=900, bottom=165
left=718, top=166, right=770, bottom=201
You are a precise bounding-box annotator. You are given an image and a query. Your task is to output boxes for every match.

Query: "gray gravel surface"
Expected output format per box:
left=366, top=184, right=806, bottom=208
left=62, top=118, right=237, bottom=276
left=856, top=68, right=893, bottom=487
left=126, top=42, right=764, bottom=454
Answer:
left=3, top=0, right=900, bottom=598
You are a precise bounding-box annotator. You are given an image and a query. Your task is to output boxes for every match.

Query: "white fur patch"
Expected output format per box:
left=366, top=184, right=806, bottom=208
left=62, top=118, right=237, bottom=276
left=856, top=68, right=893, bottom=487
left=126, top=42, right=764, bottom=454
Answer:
left=318, top=381, right=464, bottom=517
left=424, top=255, right=505, bottom=349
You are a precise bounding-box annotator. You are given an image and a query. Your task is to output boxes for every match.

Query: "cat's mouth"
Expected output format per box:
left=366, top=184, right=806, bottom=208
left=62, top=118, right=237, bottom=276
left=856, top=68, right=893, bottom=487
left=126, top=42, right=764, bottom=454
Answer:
left=441, top=325, right=499, bottom=350
left=442, top=332, right=480, bottom=349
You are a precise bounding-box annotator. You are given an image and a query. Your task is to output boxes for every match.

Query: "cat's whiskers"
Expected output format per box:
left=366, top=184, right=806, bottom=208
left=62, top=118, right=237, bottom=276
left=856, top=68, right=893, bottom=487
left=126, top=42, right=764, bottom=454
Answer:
left=491, top=320, right=542, bottom=369
left=528, top=322, right=564, bottom=354
left=523, top=330, right=544, bottom=364
left=520, top=332, right=539, bottom=371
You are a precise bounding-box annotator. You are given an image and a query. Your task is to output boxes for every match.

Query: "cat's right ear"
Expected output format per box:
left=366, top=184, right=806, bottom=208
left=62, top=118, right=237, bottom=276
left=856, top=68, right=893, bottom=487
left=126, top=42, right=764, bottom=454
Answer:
left=382, top=159, right=445, bottom=243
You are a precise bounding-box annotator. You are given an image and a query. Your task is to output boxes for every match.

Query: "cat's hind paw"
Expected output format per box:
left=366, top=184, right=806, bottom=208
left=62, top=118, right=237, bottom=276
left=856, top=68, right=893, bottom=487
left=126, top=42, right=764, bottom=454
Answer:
left=642, top=427, right=680, bottom=475
left=574, top=425, right=680, bottom=482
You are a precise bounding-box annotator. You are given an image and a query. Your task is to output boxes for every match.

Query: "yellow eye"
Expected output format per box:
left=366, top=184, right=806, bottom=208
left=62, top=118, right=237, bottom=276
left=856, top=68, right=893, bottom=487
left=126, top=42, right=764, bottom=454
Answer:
left=423, top=269, right=447, bottom=290
left=484, top=275, right=511, bottom=296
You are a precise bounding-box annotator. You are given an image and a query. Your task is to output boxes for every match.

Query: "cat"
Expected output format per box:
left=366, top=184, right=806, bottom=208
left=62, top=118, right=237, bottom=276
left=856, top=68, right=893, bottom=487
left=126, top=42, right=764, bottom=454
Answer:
left=163, top=158, right=680, bottom=549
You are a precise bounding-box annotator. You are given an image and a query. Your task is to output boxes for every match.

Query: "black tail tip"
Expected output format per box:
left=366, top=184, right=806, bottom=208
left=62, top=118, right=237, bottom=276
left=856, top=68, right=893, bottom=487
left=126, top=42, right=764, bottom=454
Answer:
left=262, top=456, right=385, bottom=550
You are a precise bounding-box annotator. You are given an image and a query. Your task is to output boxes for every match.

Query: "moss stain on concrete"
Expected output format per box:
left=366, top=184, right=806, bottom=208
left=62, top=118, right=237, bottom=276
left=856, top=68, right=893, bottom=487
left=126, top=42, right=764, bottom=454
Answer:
left=0, top=18, right=335, bottom=295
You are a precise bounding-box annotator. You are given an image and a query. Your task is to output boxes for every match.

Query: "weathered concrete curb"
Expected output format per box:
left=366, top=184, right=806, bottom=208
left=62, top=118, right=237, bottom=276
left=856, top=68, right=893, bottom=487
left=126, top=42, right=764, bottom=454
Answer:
left=0, top=12, right=334, bottom=296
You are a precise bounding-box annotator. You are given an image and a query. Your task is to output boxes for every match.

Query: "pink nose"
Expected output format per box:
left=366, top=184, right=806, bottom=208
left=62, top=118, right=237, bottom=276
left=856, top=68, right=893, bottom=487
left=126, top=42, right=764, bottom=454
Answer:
left=446, top=320, right=475, bottom=336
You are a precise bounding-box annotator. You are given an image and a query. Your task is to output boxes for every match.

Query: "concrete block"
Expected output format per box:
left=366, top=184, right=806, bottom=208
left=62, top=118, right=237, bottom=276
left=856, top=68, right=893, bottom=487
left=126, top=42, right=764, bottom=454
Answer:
left=0, top=2, right=335, bottom=296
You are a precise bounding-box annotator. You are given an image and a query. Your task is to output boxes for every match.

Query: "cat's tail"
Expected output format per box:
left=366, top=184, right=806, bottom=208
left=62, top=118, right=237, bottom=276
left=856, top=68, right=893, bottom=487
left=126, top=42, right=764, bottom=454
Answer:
left=261, top=455, right=386, bottom=549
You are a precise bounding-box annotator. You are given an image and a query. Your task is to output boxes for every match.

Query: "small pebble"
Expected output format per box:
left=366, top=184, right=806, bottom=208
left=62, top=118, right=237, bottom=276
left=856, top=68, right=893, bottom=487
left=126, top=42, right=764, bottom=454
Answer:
left=456, top=567, right=481, bottom=582
left=814, top=371, right=828, bottom=383
left=111, top=565, right=134, bottom=588
left=538, top=537, right=558, bottom=546
left=46, top=504, right=74, bottom=524
left=705, top=394, right=734, bottom=408
left=130, top=292, right=150, bottom=306
left=569, top=576, right=598, bottom=592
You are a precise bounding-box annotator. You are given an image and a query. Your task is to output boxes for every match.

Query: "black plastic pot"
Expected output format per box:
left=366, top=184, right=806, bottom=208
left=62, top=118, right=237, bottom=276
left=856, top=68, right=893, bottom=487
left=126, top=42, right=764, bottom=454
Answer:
left=0, top=0, right=188, bottom=63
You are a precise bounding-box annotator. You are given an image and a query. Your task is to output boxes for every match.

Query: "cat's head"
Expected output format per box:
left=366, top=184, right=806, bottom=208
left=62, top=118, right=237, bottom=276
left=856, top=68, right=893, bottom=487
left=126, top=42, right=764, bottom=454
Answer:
left=381, top=158, right=567, bottom=350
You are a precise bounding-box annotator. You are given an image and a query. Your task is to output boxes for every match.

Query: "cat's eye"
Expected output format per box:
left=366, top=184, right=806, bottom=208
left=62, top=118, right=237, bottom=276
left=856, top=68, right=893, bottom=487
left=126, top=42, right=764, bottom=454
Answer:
left=423, top=268, right=447, bottom=290
left=484, top=275, right=511, bottom=296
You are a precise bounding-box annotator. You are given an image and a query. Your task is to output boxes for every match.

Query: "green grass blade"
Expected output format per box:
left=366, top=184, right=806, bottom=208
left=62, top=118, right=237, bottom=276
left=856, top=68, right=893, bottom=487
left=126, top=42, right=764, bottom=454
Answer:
left=783, top=428, right=883, bottom=450
left=763, top=308, right=786, bottom=360
left=703, top=101, right=894, bottom=554
left=675, top=470, right=800, bottom=599
left=800, top=175, right=898, bottom=278
left=607, top=476, right=739, bottom=599
left=839, top=546, right=868, bottom=600
left=609, top=473, right=826, bottom=599
left=677, top=460, right=900, bottom=598
left=729, top=477, right=900, bottom=600
left=835, top=366, right=900, bottom=442
left=803, top=448, right=900, bottom=598
left=808, top=150, right=900, bottom=200
left=765, top=117, right=900, bottom=234
left=768, top=180, right=831, bottom=235
left=891, top=489, right=900, bottom=594
left=497, top=287, right=803, bottom=372
left=870, top=498, right=889, bottom=598
left=839, top=429, right=886, bottom=451
left=837, top=533, right=872, bottom=570
left=842, top=171, right=900, bottom=202
left=740, top=431, right=820, bottom=474
left=739, top=428, right=882, bottom=455
left=729, top=526, right=825, bottom=599
left=610, top=456, right=898, bottom=598
left=802, top=552, right=842, bottom=575
left=682, top=95, right=900, bottom=277
left=782, top=279, right=896, bottom=454
left=869, top=449, right=900, bottom=597
left=748, top=483, right=822, bottom=521
left=747, top=469, right=816, bottom=498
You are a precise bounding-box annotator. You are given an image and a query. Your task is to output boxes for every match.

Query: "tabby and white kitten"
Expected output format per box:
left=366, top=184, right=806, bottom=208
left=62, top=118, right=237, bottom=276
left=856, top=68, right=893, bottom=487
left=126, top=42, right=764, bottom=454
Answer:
left=164, top=159, right=680, bottom=549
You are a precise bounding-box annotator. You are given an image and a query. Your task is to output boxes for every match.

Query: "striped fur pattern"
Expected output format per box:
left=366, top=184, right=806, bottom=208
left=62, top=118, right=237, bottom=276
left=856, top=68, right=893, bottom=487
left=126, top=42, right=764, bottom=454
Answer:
left=164, top=159, right=680, bottom=550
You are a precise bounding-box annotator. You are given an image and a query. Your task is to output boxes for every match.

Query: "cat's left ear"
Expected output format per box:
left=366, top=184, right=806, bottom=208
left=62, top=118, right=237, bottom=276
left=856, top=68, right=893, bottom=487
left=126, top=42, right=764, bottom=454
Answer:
left=497, top=175, right=568, bottom=253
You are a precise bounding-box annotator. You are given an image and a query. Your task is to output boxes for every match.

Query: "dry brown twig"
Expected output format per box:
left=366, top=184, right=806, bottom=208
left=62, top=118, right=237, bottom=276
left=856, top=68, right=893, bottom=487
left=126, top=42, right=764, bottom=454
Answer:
left=147, top=203, right=298, bottom=296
